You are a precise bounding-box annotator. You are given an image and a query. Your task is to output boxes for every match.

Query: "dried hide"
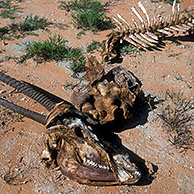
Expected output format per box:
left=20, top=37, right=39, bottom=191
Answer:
left=71, top=55, right=144, bottom=123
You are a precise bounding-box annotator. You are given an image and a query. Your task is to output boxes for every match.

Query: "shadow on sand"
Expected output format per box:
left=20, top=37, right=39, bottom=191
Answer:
left=92, top=97, right=160, bottom=186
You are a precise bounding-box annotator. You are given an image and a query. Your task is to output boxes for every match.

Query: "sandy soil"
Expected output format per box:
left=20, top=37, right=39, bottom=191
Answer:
left=0, top=0, right=194, bottom=193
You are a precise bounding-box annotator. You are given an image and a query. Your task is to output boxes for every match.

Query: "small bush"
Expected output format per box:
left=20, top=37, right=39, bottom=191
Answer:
left=19, top=35, right=85, bottom=72
left=0, top=0, right=10, bottom=8
left=0, top=15, right=65, bottom=40
left=76, top=30, right=86, bottom=39
left=164, top=0, right=180, bottom=5
left=0, top=26, right=9, bottom=39
left=59, top=0, right=113, bottom=31
left=86, top=41, right=102, bottom=53
left=19, top=15, right=52, bottom=32
left=65, top=47, right=85, bottom=72
left=120, top=44, right=138, bottom=56
left=0, top=0, right=22, bottom=19
left=151, top=0, right=180, bottom=5
left=155, top=90, right=194, bottom=150
left=59, top=0, right=99, bottom=11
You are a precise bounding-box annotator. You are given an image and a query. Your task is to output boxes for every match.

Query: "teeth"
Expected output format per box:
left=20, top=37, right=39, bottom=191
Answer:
left=134, top=171, right=141, bottom=178
left=83, top=157, right=109, bottom=170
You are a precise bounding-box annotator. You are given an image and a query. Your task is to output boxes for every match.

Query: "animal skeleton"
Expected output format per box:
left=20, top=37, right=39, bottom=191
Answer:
left=102, top=0, right=194, bottom=62
left=0, top=63, right=143, bottom=185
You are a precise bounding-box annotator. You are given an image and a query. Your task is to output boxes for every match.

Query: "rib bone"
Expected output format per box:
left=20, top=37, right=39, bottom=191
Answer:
left=102, top=0, right=194, bottom=62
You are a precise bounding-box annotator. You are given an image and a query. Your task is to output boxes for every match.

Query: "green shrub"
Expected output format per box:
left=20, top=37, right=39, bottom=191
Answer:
left=0, top=15, right=65, bottom=40
left=86, top=40, right=102, bottom=53
left=151, top=0, right=180, bottom=5
left=59, top=0, right=113, bottom=31
left=19, top=15, right=52, bottom=32
left=120, top=44, right=138, bottom=56
left=0, top=26, right=9, bottom=39
left=59, top=0, right=101, bottom=11
left=19, top=35, right=85, bottom=72
left=0, top=0, right=22, bottom=19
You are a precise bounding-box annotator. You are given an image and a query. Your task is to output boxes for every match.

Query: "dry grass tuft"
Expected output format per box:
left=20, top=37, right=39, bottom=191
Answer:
left=150, top=90, right=194, bottom=150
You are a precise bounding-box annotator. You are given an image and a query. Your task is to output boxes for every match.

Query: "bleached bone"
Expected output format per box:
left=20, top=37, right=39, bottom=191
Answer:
left=138, top=1, right=150, bottom=26
left=131, top=6, right=144, bottom=24
left=157, top=29, right=172, bottom=36
left=136, top=34, right=156, bottom=47
left=145, top=32, right=158, bottom=40
left=139, top=33, right=158, bottom=44
left=102, top=0, right=194, bottom=62
left=117, top=14, right=132, bottom=30
left=172, top=0, right=177, bottom=16
left=112, top=16, right=127, bottom=31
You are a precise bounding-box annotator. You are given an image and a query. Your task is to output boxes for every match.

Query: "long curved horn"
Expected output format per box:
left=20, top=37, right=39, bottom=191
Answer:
left=0, top=72, right=98, bottom=125
left=0, top=72, right=70, bottom=111
left=0, top=98, right=46, bottom=124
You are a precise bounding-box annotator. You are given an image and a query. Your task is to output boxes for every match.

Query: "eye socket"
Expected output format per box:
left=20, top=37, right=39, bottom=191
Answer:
left=74, top=127, right=85, bottom=138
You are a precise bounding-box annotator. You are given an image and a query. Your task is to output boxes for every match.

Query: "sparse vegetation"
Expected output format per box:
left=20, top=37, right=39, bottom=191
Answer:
left=0, top=15, right=66, bottom=40
left=0, top=26, right=9, bottom=39
left=65, top=47, right=85, bottom=72
left=151, top=0, right=180, bottom=5
left=120, top=44, right=138, bottom=56
left=0, top=0, right=22, bottom=19
left=76, top=30, right=86, bottom=39
left=19, top=35, right=85, bottom=72
left=59, top=0, right=96, bottom=11
left=59, top=0, right=113, bottom=31
left=86, top=40, right=102, bottom=53
left=151, top=90, right=194, bottom=150
left=190, top=27, right=194, bottom=34
left=18, top=15, right=52, bottom=32
left=63, top=82, right=77, bottom=89
left=184, top=8, right=194, bottom=34
left=164, top=0, right=180, bottom=5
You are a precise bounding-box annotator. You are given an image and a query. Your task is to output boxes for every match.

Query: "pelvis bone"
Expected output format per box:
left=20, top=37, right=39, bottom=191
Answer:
left=71, top=55, right=145, bottom=123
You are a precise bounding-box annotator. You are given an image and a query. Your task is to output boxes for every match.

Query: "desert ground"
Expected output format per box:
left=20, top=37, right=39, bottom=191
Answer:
left=0, top=0, right=194, bottom=193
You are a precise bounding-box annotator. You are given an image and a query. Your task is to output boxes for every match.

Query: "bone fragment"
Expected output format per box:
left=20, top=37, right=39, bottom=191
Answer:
left=187, top=23, right=194, bottom=27
left=128, top=34, right=149, bottom=48
left=123, top=37, right=138, bottom=47
left=164, top=27, right=175, bottom=33
left=157, top=29, right=172, bottom=35
left=139, top=33, right=158, bottom=44
left=175, top=25, right=190, bottom=31
left=145, top=32, right=158, bottom=40
left=182, top=24, right=193, bottom=29
left=176, top=4, right=181, bottom=21
left=131, top=6, right=144, bottom=23
left=172, top=0, right=177, bottom=16
left=132, top=19, right=140, bottom=31
left=117, top=14, right=132, bottom=30
left=112, top=16, right=127, bottom=31
left=136, top=34, right=156, bottom=47
left=138, top=1, right=150, bottom=26
left=153, top=16, right=156, bottom=26
left=170, top=26, right=185, bottom=32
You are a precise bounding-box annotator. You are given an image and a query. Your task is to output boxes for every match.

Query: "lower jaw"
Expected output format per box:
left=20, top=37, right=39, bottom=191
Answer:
left=60, top=164, right=118, bottom=185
